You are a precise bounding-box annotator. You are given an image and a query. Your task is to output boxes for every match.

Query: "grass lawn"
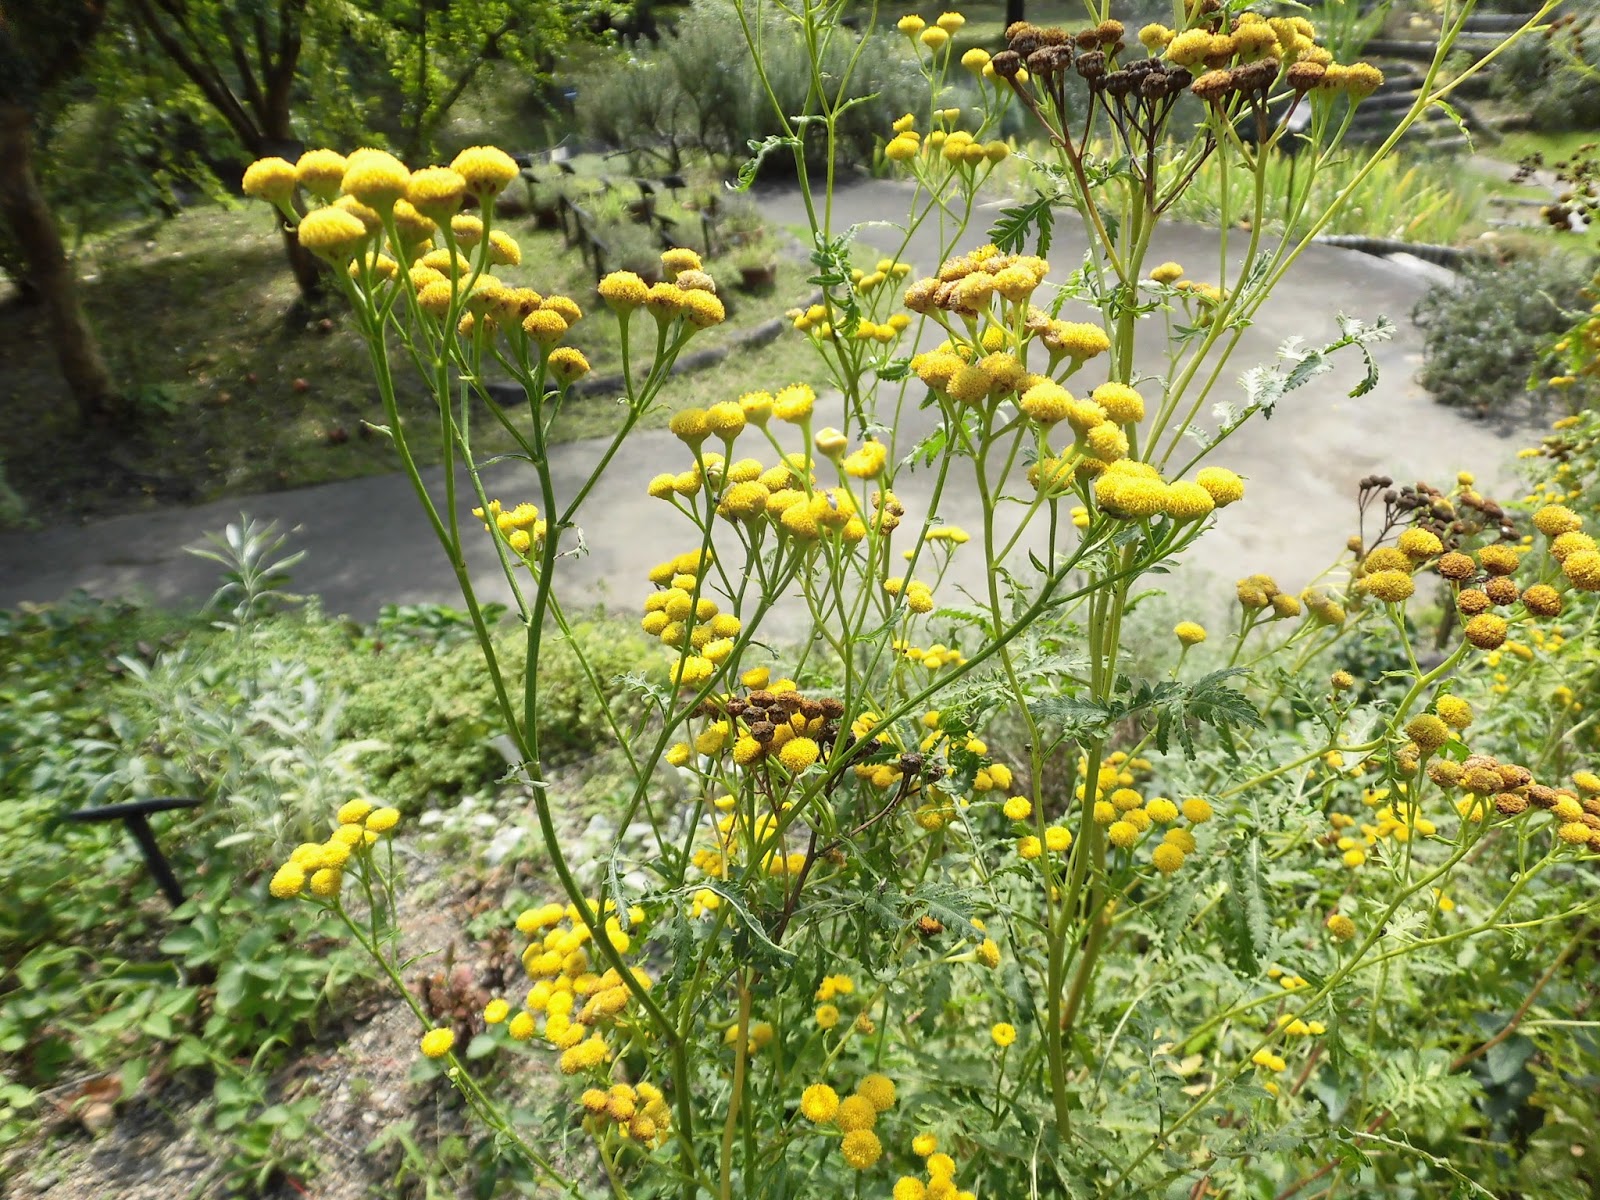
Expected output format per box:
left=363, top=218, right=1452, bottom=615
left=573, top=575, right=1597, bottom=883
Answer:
left=1484, top=128, right=1599, bottom=168
left=0, top=201, right=824, bottom=527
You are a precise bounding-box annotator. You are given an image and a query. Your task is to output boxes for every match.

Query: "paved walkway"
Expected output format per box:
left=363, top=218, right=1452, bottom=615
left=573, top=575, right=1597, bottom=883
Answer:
left=0, top=179, right=1537, bottom=634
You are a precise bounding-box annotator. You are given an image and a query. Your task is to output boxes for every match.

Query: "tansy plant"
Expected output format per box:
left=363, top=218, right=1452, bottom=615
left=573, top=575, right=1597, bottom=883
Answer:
left=243, top=2, right=1597, bottom=1196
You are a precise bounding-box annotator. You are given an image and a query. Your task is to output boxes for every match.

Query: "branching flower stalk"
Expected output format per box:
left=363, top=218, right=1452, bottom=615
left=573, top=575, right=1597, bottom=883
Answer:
left=235, top=3, right=1600, bottom=1196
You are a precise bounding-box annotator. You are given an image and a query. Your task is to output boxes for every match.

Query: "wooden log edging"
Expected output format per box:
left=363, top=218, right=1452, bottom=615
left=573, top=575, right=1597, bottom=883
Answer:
left=483, top=288, right=824, bottom=407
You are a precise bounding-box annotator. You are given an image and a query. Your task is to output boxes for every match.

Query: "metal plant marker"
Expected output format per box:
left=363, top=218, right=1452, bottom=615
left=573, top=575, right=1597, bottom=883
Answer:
left=64, top=796, right=201, bottom=907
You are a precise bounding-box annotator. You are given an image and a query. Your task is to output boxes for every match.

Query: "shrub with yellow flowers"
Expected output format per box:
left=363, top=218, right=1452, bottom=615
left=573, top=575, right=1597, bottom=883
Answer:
left=243, top=3, right=1599, bottom=1196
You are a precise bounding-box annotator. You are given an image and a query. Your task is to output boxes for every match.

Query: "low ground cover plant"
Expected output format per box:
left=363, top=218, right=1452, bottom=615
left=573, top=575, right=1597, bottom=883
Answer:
left=0, top=576, right=653, bottom=1187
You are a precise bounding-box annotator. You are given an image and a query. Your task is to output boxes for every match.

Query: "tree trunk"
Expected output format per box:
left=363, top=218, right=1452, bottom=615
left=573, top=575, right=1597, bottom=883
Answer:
left=279, top=220, right=323, bottom=303
left=1006, top=0, right=1025, bottom=31
left=0, top=101, right=120, bottom=427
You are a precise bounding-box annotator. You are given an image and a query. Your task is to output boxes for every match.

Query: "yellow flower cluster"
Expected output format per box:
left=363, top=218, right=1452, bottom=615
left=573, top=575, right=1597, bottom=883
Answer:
left=648, top=398, right=912, bottom=565
left=1234, top=573, right=1304, bottom=620
left=1407, top=506, right=1598, bottom=657
left=792, top=302, right=912, bottom=344
left=598, top=249, right=727, bottom=328
left=1021, top=752, right=1211, bottom=874
left=1150, top=13, right=1383, bottom=98
left=241, top=146, right=723, bottom=365
left=894, top=1142, right=976, bottom=1200
left=639, top=550, right=739, bottom=688
left=478, top=899, right=651, bottom=1076
left=1335, top=747, right=1600, bottom=863
left=883, top=115, right=1011, bottom=169
left=898, top=9, right=966, bottom=52
left=812, top=974, right=871, bottom=1032
left=471, top=498, right=546, bottom=558
left=894, top=639, right=967, bottom=671
left=1330, top=785, right=1439, bottom=867
left=799, top=1073, right=899, bottom=1171
left=577, top=1080, right=672, bottom=1148
left=853, top=257, right=915, bottom=292
left=903, top=244, right=1050, bottom=328
left=679, top=682, right=840, bottom=780
left=268, top=796, right=399, bottom=901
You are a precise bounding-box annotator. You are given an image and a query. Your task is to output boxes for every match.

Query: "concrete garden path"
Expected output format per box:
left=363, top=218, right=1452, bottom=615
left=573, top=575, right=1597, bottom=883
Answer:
left=0, top=179, right=1538, bottom=635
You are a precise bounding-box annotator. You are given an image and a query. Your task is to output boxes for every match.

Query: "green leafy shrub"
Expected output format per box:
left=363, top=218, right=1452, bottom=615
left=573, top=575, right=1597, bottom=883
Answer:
left=1414, top=253, right=1597, bottom=416
left=576, top=0, right=924, bottom=176
left=0, top=594, right=373, bottom=1186
left=1492, top=31, right=1600, bottom=133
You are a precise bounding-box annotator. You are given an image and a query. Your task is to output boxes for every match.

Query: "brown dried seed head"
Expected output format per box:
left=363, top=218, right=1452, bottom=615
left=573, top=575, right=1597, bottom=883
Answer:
left=1190, top=69, right=1234, bottom=101
left=1287, top=60, right=1326, bottom=91
left=1437, top=551, right=1475, bottom=581
left=1494, top=792, right=1529, bottom=816
left=749, top=721, right=776, bottom=743
left=1028, top=46, right=1073, bottom=74
left=1234, top=58, right=1281, bottom=91
left=991, top=49, right=1025, bottom=78
left=1485, top=576, right=1521, bottom=606
left=1458, top=588, right=1492, bottom=616
left=1526, top=784, right=1559, bottom=809
left=1497, top=763, right=1533, bottom=790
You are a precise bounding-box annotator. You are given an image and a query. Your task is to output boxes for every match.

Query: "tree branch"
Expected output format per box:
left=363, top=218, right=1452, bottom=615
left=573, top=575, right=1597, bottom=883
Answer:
left=130, top=0, right=263, bottom=150
left=1451, top=920, right=1590, bottom=1073
left=218, top=9, right=267, bottom=126
left=417, top=16, right=516, bottom=151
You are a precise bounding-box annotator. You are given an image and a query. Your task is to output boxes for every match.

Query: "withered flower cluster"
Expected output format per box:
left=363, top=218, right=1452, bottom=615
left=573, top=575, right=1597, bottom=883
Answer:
left=991, top=19, right=1195, bottom=178
left=1355, top=474, right=1516, bottom=556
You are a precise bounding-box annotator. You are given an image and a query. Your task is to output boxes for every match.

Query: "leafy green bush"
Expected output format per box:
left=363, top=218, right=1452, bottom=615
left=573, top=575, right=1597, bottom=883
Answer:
left=0, top=595, right=371, bottom=1187
left=1414, top=253, right=1597, bottom=416
left=0, top=584, right=655, bottom=1182
left=1492, top=31, right=1600, bottom=133
left=576, top=0, right=924, bottom=176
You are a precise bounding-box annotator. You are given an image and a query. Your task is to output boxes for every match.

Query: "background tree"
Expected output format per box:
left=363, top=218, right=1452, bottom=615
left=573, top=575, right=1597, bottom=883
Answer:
left=342, top=0, right=579, bottom=161
left=124, top=0, right=598, bottom=302
left=124, top=0, right=327, bottom=302
left=0, top=0, right=122, bottom=427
